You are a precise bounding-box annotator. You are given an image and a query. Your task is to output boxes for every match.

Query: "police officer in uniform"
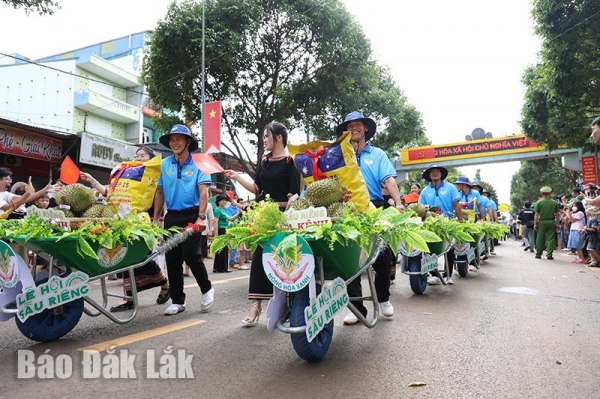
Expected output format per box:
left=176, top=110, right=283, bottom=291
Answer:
left=534, top=186, right=560, bottom=260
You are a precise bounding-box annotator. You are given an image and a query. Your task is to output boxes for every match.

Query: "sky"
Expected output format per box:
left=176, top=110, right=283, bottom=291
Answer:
left=0, top=0, right=541, bottom=203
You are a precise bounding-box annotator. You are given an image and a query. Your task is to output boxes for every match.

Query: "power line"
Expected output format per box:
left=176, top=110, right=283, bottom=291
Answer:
left=0, top=3, right=321, bottom=123
left=547, top=9, right=600, bottom=43
left=0, top=52, right=148, bottom=95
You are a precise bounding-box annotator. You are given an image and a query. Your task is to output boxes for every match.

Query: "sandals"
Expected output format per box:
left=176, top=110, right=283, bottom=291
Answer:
left=110, top=301, right=134, bottom=312
left=157, top=287, right=170, bottom=304
left=588, top=263, right=599, bottom=268
left=241, top=301, right=262, bottom=328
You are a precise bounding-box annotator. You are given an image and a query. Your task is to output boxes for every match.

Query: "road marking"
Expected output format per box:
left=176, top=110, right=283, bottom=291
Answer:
left=77, top=320, right=205, bottom=352
left=184, top=275, right=248, bottom=289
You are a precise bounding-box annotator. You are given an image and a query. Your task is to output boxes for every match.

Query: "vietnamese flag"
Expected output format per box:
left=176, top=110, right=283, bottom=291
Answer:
left=60, top=155, right=80, bottom=184
left=192, top=153, right=224, bottom=175
left=204, top=101, right=222, bottom=153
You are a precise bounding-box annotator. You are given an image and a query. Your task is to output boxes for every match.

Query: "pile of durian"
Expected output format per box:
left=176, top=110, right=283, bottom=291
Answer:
left=286, top=177, right=350, bottom=218
left=53, top=183, right=115, bottom=218
left=406, top=203, right=437, bottom=221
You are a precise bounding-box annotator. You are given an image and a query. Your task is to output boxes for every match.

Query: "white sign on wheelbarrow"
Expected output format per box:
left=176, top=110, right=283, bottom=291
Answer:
left=16, top=272, right=90, bottom=322
left=304, top=277, right=349, bottom=342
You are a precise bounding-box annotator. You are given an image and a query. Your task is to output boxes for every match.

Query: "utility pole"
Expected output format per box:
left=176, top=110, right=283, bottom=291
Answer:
left=201, top=0, right=206, bottom=153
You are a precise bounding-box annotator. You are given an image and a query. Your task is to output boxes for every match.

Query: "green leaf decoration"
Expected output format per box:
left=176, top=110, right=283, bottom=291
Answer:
left=78, top=235, right=98, bottom=260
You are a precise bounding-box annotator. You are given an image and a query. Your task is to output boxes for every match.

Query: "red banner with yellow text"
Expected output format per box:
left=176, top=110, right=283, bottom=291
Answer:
left=401, top=134, right=543, bottom=165
left=581, top=155, right=597, bottom=185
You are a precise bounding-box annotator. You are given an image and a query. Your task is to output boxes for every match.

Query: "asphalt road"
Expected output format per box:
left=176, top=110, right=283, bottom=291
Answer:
left=1, top=239, right=600, bottom=398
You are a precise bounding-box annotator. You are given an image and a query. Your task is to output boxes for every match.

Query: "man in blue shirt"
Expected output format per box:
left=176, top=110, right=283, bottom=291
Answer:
left=455, top=177, right=485, bottom=221
left=471, top=182, right=494, bottom=222
left=419, top=164, right=463, bottom=284
left=482, top=189, right=498, bottom=222
left=154, top=124, right=214, bottom=316
left=336, top=112, right=404, bottom=325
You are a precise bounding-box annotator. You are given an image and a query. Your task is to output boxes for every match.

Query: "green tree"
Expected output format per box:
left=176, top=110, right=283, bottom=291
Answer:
left=509, top=159, right=578, bottom=211
left=143, top=0, right=426, bottom=172
left=520, top=0, right=600, bottom=151
left=2, top=0, right=59, bottom=14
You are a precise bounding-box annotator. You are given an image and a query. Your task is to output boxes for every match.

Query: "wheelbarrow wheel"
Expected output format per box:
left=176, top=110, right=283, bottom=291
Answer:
left=15, top=277, right=84, bottom=342
left=456, top=255, right=469, bottom=277
left=290, top=284, right=333, bottom=362
left=407, top=255, right=427, bottom=295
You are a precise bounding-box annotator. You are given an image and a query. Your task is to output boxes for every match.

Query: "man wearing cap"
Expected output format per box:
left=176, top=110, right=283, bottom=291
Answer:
left=533, top=186, right=560, bottom=260
left=419, top=164, right=463, bottom=284
left=456, top=175, right=494, bottom=261
left=455, top=176, right=485, bottom=222
left=335, top=111, right=403, bottom=325
left=154, top=124, right=214, bottom=315
left=471, top=182, right=494, bottom=222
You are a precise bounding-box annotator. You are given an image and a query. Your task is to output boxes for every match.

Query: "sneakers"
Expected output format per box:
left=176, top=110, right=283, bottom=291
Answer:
left=200, top=288, right=214, bottom=313
left=445, top=277, right=454, bottom=285
left=427, top=276, right=442, bottom=285
left=468, top=265, right=478, bottom=272
left=238, top=265, right=250, bottom=270
left=490, top=251, right=496, bottom=255
left=164, top=303, right=185, bottom=316
left=380, top=301, right=394, bottom=317
left=343, top=312, right=359, bottom=325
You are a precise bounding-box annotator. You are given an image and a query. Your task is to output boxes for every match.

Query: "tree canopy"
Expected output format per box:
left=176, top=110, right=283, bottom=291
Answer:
left=2, top=0, right=59, bottom=14
left=509, top=158, right=577, bottom=212
left=143, top=0, right=426, bottom=171
left=520, top=0, right=600, bottom=151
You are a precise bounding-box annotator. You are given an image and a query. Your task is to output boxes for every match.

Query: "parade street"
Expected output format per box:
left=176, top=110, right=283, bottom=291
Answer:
left=1, top=238, right=599, bottom=398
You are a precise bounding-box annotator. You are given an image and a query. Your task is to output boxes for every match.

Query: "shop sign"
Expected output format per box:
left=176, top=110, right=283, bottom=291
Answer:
left=0, top=124, right=62, bottom=162
left=80, top=132, right=137, bottom=168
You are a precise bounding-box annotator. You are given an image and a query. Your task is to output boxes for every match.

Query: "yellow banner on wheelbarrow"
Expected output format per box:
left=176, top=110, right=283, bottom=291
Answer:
left=107, top=156, right=161, bottom=217
left=262, top=232, right=314, bottom=293
left=289, top=131, right=370, bottom=212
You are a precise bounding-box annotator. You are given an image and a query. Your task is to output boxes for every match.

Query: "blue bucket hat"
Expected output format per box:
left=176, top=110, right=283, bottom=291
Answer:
left=482, top=188, right=490, bottom=195
left=159, top=124, right=199, bottom=152
left=454, top=176, right=472, bottom=186
left=335, top=111, right=377, bottom=142
left=422, top=163, right=448, bottom=182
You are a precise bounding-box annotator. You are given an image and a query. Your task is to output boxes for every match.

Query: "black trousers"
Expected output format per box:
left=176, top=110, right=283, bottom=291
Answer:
left=347, top=245, right=393, bottom=317
left=214, top=228, right=229, bottom=272
left=164, top=209, right=212, bottom=305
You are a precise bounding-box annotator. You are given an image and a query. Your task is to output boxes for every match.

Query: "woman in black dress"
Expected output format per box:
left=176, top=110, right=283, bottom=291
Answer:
left=224, top=122, right=301, bottom=327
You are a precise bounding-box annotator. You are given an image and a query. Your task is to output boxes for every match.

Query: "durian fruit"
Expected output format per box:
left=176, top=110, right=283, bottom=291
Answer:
left=304, top=178, right=344, bottom=208
left=327, top=202, right=346, bottom=218
left=54, top=183, right=96, bottom=216
left=286, top=198, right=313, bottom=211
left=406, top=203, right=427, bottom=220
left=82, top=204, right=115, bottom=218
left=56, top=208, right=75, bottom=218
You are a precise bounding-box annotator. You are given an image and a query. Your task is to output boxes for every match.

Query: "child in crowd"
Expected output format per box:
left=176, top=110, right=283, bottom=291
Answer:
left=566, top=201, right=587, bottom=264
left=584, top=208, right=600, bottom=267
